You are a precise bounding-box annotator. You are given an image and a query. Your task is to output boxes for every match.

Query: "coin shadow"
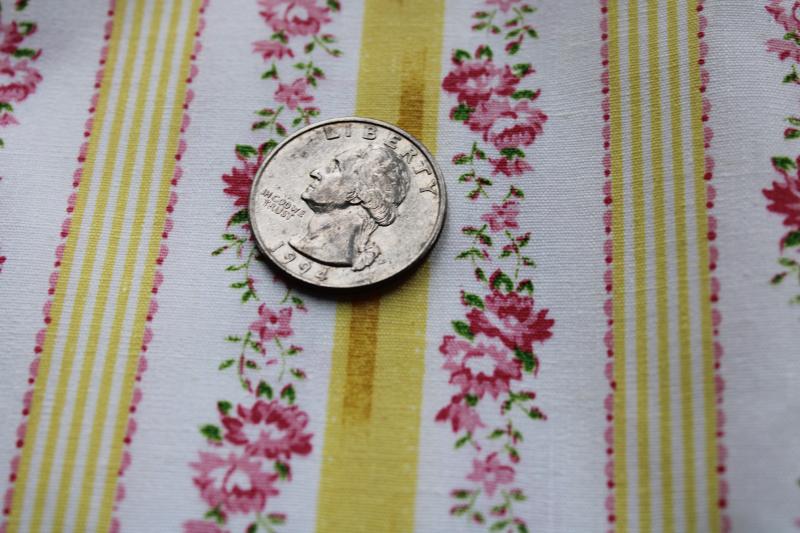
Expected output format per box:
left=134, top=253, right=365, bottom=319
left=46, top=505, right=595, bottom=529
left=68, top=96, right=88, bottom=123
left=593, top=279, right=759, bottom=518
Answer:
left=254, top=248, right=432, bottom=303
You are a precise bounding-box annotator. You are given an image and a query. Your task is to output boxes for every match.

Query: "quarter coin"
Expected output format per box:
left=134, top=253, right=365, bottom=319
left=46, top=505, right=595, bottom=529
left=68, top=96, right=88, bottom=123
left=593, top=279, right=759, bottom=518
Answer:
left=249, top=117, right=447, bottom=289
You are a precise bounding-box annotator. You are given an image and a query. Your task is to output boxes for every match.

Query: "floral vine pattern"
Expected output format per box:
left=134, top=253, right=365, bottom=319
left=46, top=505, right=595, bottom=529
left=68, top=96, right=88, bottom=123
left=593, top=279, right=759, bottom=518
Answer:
left=764, top=0, right=800, bottom=306
left=434, top=2, right=553, bottom=532
left=0, top=0, right=40, bottom=275
left=765, top=5, right=800, bottom=528
left=0, top=0, right=42, bottom=148
left=183, top=2, right=341, bottom=533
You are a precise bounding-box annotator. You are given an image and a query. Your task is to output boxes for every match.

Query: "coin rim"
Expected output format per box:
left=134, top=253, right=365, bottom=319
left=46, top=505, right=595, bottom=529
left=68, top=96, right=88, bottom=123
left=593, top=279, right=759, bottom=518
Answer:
left=248, top=116, right=448, bottom=289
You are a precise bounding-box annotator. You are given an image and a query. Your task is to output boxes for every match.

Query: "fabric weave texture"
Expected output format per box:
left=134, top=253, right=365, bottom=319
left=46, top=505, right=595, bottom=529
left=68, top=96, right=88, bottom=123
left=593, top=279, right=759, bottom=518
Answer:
left=0, top=1, right=798, bottom=532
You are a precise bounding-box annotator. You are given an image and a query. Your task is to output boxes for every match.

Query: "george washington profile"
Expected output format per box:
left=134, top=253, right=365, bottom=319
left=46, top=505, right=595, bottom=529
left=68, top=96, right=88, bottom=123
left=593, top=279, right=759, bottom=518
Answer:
left=289, top=145, right=412, bottom=271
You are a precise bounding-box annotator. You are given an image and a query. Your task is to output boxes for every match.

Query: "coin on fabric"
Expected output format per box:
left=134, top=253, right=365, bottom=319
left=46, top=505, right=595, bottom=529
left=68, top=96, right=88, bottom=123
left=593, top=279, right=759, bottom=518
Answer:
left=249, top=117, right=447, bottom=289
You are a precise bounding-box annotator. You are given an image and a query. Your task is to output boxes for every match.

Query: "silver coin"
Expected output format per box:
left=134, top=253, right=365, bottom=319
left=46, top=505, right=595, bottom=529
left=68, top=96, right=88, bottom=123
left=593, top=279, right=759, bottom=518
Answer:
left=249, top=117, right=447, bottom=289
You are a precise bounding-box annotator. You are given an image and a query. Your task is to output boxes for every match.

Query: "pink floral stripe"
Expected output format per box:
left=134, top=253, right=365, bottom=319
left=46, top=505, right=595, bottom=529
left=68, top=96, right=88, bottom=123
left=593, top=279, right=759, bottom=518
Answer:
left=0, top=0, right=42, bottom=149
left=434, top=2, right=553, bottom=532
left=183, top=1, right=342, bottom=532
left=1, top=0, right=107, bottom=526
left=0, top=0, right=42, bottom=275
left=764, top=0, right=800, bottom=307
left=762, top=1, right=800, bottom=527
left=108, top=1, right=210, bottom=532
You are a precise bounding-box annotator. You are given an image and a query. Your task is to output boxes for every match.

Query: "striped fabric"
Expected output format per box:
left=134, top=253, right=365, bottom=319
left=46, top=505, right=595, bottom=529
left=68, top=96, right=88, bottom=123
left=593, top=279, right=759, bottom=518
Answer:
left=4, top=1, right=202, bottom=531
left=0, top=1, right=798, bottom=532
left=601, top=1, right=725, bottom=532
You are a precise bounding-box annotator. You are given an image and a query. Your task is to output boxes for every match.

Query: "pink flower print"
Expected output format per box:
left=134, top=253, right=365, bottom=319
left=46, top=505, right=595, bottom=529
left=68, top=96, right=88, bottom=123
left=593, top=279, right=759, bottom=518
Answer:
left=481, top=200, right=520, bottom=233
left=442, top=60, right=519, bottom=108
left=0, top=57, right=41, bottom=103
left=252, top=39, right=294, bottom=60
left=182, top=521, right=230, bottom=533
left=766, top=38, right=800, bottom=62
left=465, top=99, right=504, bottom=134
left=486, top=0, right=523, bottom=13
left=0, top=112, right=19, bottom=127
left=222, top=154, right=263, bottom=208
left=0, top=19, right=24, bottom=55
left=486, top=99, right=547, bottom=151
left=190, top=451, right=279, bottom=515
left=467, top=290, right=554, bottom=354
left=466, top=452, right=515, bottom=496
left=766, top=1, right=800, bottom=61
left=764, top=156, right=800, bottom=232
left=489, top=155, right=532, bottom=177
left=222, top=399, right=313, bottom=460
left=258, top=0, right=331, bottom=37
left=274, top=78, right=314, bottom=110
left=766, top=0, right=800, bottom=34
left=435, top=395, right=485, bottom=433
left=250, top=305, right=293, bottom=343
left=440, top=335, right=521, bottom=399
left=465, top=99, right=546, bottom=151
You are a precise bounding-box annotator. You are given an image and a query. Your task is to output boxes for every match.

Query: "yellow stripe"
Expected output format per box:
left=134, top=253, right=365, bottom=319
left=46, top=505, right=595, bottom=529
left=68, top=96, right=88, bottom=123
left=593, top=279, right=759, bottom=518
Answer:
left=607, top=1, right=628, bottom=531
left=687, top=2, right=721, bottom=531
left=6, top=3, right=132, bottom=531
left=647, top=1, right=675, bottom=531
left=626, top=2, right=652, bottom=530
left=50, top=0, right=166, bottom=527
left=73, top=0, right=179, bottom=519
left=29, top=0, right=150, bottom=527
left=28, top=0, right=148, bottom=527
left=316, top=1, right=443, bottom=531
left=667, top=2, right=698, bottom=532
left=94, top=2, right=202, bottom=529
